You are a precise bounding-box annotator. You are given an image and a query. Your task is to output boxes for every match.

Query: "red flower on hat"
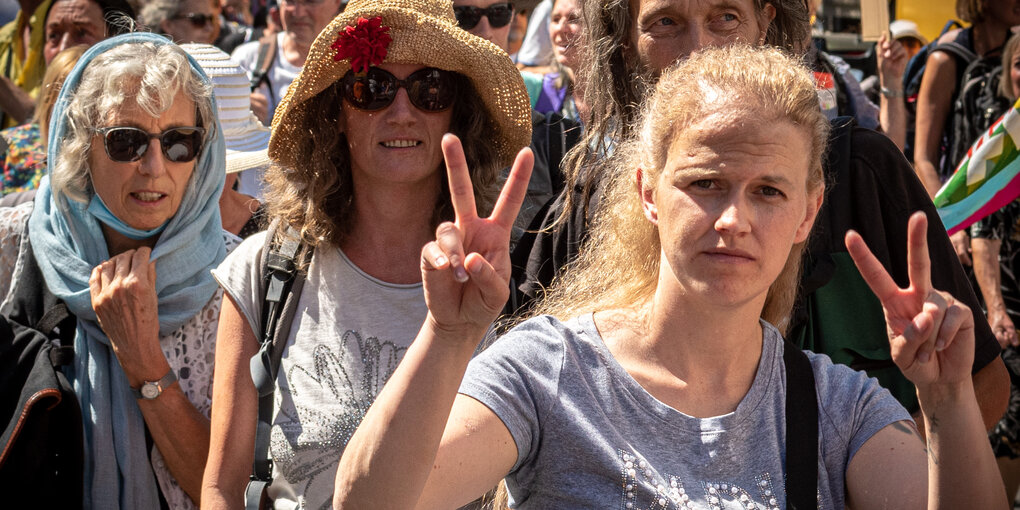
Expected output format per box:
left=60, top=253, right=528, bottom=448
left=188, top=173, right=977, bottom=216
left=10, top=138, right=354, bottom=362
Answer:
left=331, top=16, right=393, bottom=73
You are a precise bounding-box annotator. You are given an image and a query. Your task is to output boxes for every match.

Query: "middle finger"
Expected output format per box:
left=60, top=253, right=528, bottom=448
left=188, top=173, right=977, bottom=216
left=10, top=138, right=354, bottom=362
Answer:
left=906, top=211, right=932, bottom=296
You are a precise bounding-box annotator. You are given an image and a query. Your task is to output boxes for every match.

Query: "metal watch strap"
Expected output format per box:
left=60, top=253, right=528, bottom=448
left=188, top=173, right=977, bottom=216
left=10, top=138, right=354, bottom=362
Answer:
left=880, top=86, right=904, bottom=98
left=132, top=369, right=177, bottom=399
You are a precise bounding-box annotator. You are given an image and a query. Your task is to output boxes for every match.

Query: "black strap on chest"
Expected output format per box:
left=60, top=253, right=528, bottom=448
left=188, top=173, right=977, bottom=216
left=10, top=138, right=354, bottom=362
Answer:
left=245, top=221, right=312, bottom=510
left=783, top=339, right=819, bottom=509
left=249, top=34, right=278, bottom=105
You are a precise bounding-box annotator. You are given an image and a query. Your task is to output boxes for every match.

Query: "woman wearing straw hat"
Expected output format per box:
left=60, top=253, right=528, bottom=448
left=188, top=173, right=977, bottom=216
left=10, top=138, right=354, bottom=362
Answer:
left=182, top=43, right=269, bottom=238
left=201, top=0, right=532, bottom=507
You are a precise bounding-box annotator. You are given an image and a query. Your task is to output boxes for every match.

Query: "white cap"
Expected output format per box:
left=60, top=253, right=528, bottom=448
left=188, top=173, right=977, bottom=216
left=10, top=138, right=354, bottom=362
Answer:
left=181, top=43, right=271, bottom=175
left=890, top=20, right=928, bottom=46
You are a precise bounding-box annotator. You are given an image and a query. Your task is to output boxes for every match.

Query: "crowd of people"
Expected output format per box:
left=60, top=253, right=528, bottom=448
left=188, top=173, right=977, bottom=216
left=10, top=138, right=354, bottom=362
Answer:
left=0, top=0, right=1019, bottom=508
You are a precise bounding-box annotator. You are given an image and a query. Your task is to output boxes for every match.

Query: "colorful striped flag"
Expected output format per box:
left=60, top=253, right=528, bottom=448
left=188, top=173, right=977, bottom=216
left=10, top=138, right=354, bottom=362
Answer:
left=935, top=97, right=1020, bottom=235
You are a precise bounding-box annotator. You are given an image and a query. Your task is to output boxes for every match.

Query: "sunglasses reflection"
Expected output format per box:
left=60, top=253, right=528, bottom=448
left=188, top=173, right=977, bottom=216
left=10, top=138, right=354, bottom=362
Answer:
left=97, top=126, right=206, bottom=163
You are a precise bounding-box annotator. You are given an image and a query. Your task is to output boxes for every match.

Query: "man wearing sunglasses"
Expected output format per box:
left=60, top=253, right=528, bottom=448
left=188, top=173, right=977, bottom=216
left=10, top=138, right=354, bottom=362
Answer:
left=232, top=0, right=343, bottom=128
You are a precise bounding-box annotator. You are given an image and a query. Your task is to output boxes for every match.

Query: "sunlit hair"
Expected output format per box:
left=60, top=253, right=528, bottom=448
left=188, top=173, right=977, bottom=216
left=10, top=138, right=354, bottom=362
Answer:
left=34, top=44, right=87, bottom=144
left=557, top=0, right=812, bottom=227
left=1001, top=32, right=1020, bottom=101
left=531, top=45, right=829, bottom=334
left=955, top=0, right=984, bottom=24
left=138, top=0, right=204, bottom=33
left=50, top=41, right=214, bottom=204
left=263, top=72, right=501, bottom=248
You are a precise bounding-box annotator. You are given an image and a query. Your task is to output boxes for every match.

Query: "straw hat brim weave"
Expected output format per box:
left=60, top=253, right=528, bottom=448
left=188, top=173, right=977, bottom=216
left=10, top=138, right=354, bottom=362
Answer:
left=269, top=1, right=533, bottom=171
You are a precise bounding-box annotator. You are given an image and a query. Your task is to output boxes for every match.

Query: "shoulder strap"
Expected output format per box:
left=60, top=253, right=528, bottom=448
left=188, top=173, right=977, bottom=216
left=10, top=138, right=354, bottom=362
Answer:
left=34, top=303, right=75, bottom=367
left=783, top=339, right=818, bottom=510
left=932, top=40, right=977, bottom=65
left=249, top=33, right=278, bottom=99
left=246, top=219, right=312, bottom=510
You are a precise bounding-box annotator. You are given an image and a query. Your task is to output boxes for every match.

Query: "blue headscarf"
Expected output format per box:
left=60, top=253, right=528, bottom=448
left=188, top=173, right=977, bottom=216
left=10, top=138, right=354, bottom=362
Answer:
left=27, top=33, right=226, bottom=509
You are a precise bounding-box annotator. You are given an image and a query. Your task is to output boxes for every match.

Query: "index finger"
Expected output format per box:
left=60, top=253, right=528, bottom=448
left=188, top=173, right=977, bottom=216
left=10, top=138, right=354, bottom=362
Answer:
left=906, top=211, right=932, bottom=296
left=132, top=247, right=156, bottom=285
left=845, top=229, right=901, bottom=303
left=442, top=133, right=478, bottom=223
left=489, top=147, right=534, bottom=229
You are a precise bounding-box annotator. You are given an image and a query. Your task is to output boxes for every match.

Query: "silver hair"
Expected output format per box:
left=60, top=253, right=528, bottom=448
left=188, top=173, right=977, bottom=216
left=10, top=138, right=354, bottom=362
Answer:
left=51, top=41, right=215, bottom=204
left=138, top=0, right=186, bottom=32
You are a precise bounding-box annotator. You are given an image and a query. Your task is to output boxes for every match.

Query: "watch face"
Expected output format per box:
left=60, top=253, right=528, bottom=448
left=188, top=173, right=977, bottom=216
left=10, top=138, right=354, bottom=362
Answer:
left=141, top=383, right=160, bottom=399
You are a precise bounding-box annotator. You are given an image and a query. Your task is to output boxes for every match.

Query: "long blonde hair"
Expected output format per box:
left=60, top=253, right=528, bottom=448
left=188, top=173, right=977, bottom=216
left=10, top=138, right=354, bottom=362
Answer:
left=530, top=45, right=829, bottom=334
left=34, top=45, right=87, bottom=143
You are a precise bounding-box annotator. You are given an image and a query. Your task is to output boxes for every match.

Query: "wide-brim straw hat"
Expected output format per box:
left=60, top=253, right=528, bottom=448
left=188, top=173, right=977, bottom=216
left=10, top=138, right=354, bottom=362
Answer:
left=269, top=0, right=533, bottom=170
left=181, top=43, right=272, bottom=175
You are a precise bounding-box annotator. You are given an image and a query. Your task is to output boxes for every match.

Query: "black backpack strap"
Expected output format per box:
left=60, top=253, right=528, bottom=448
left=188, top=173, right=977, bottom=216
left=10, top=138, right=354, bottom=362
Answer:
left=931, top=40, right=977, bottom=66
left=245, top=220, right=312, bottom=510
left=783, top=339, right=818, bottom=510
left=249, top=34, right=278, bottom=105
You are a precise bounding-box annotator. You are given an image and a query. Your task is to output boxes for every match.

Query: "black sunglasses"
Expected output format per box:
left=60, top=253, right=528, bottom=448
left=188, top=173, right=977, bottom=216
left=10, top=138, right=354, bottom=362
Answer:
left=173, top=12, right=215, bottom=28
left=453, top=2, right=513, bottom=30
left=96, top=126, right=206, bottom=163
left=341, top=67, right=458, bottom=112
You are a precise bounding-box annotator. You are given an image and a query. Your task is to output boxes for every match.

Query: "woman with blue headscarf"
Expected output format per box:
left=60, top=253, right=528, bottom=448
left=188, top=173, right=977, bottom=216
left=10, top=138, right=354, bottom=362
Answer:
left=0, top=32, right=234, bottom=509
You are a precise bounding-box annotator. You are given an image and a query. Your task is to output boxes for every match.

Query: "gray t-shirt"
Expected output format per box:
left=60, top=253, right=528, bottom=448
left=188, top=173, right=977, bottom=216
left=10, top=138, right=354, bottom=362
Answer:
left=459, top=314, right=910, bottom=509
left=213, top=231, right=428, bottom=510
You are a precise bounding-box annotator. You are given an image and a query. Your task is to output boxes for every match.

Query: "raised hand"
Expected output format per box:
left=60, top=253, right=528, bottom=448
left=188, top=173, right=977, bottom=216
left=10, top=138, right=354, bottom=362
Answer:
left=845, top=211, right=975, bottom=388
left=90, top=247, right=169, bottom=384
left=420, top=134, right=533, bottom=336
left=877, top=31, right=908, bottom=84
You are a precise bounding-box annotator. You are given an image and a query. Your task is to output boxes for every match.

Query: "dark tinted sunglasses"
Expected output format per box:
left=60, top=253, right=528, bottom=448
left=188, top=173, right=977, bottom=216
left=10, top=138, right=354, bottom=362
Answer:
left=174, top=12, right=215, bottom=28
left=96, top=126, right=206, bottom=163
left=341, top=67, right=458, bottom=112
left=453, top=2, right=513, bottom=30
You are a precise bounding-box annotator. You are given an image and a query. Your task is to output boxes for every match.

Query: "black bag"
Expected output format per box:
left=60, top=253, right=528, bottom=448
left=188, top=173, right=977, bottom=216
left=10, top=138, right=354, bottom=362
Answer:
left=902, top=20, right=974, bottom=163
left=946, top=53, right=1011, bottom=176
left=0, top=243, right=83, bottom=507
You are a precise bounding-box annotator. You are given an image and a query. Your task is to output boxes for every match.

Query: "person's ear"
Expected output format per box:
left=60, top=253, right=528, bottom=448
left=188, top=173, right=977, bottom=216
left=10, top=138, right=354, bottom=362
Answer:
left=758, top=3, right=777, bottom=44
left=638, top=168, right=658, bottom=225
left=794, top=185, right=824, bottom=243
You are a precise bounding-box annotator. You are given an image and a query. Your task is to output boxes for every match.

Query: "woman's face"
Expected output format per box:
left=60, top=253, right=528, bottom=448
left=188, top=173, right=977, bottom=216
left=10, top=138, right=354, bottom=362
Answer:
left=342, top=63, right=454, bottom=191
left=453, top=0, right=514, bottom=51
left=629, top=0, right=775, bottom=74
left=161, top=0, right=222, bottom=45
left=88, top=91, right=199, bottom=231
left=550, top=0, right=582, bottom=69
left=1011, top=50, right=1020, bottom=101
left=641, top=114, right=820, bottom=308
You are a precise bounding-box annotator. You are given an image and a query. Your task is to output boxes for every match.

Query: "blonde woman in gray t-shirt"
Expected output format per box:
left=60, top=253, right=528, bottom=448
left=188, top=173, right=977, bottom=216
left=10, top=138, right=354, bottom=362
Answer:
left=335, top=45, right=1006, bottom=509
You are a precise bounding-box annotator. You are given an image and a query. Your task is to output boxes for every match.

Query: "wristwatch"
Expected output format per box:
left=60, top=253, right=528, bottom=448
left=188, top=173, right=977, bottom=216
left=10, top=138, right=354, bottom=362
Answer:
left=132, top=370, right=177, bottom=400
left=880, top=86, right=904, bottom=98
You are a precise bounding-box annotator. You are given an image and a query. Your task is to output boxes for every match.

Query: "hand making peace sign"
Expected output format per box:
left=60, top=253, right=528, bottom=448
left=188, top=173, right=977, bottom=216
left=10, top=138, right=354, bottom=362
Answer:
left=420, top=134, right=534, bottom=338
left=845, top=211, right=975, bottom=388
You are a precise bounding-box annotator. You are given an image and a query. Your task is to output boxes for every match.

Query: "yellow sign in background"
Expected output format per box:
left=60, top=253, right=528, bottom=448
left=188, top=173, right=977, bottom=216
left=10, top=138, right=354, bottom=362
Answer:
left=895, top=0, right=965, bottom=43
